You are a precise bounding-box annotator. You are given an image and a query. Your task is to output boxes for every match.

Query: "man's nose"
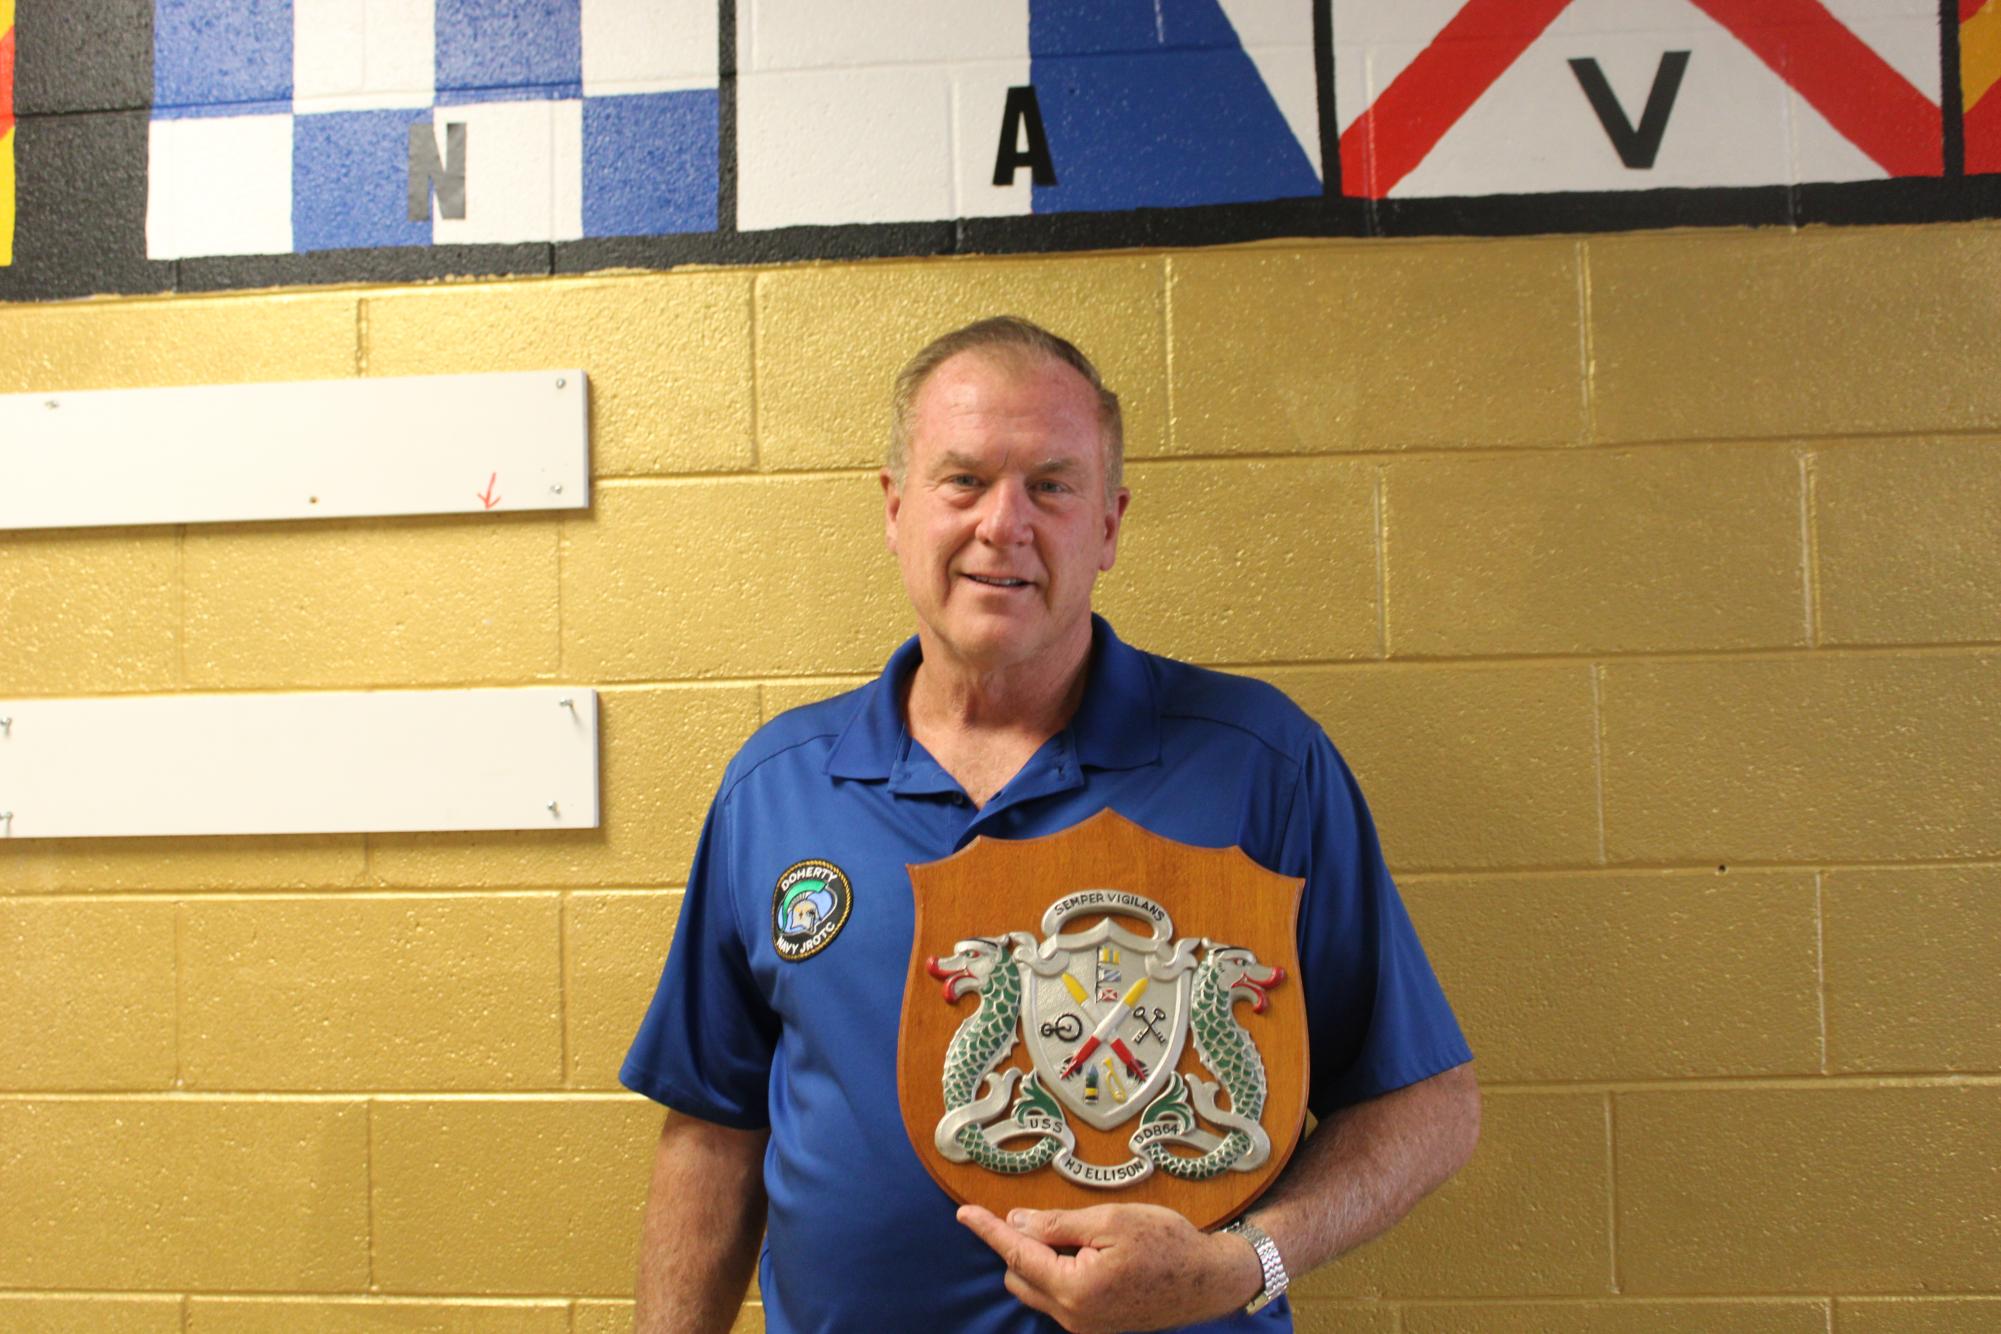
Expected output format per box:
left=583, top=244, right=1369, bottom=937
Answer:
left=975, top=479, right=1035, bottom=545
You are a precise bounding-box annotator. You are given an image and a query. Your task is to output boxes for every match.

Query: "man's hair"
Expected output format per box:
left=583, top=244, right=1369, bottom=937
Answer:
left=887, top=315, right=1124, bottom=498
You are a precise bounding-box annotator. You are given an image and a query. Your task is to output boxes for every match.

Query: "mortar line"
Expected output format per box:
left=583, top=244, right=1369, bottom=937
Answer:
left=355, top=298, right=370, bottom=376
left=0, top=1287, right=659, bottom=1303
left=1379, top=1295, right=1935, bottom=1309
left=181, top=1294, right=191, bottom=1333
left=1373, top=465, right=1388, bottom=659
left=129, top=1296, right=2000, bottom=1304
left=747, top=278, right=761, bottom=470
left=9, top=1074, right=1999, bottom=1101
left=0, top=1090, right=644, bottom=1101
left=174, top=526, right=188, bottom=688
left=1815, top=869, right=1829, bottom=1074
left=21, top=1287, right=1973, bottom=1305
left=1801, top=450, right=1822, bottom=647
left=17, top=855, right=2001, bottom=904
left=557, top=891, right=572, bottom=1089
left=1576, top=238, right=1596, bottom=444
left=1826, top=1295, right=1838, bottom=1334
left=1162, top=255, right=1177, bottom=455
left=1591, top=664, right=1608, bottom=864
left=9, top=888, right=680, bottom=908
left=586, top=424, right=2001, bottom=479
left=12, top=852, right=2001, bottom=905
left=1605, top=1092, right=1621, bottom=1293
left=53, top=634, right=1991, bottom=699
left=365, top=1099, right=378, bottom=1291
left=173, top=902, right=185, bottom=1089
left=1479, top=1072, right=2001, bottom=1092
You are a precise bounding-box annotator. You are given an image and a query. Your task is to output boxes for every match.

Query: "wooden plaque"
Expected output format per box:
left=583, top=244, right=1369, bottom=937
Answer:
left=897, top=809, right=1306, bottom=1230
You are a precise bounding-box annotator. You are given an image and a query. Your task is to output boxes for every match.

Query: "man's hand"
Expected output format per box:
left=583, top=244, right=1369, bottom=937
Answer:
left=957, top=1201, right=1263, bottom=1334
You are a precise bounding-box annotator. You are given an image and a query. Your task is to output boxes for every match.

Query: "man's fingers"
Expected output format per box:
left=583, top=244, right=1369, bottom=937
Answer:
left=1007, top=1205, right=1112, bottom=1248
left=956, top=1205, right=1065, bottom=1287
left=1001, top=1265, right=1065, bottom=1322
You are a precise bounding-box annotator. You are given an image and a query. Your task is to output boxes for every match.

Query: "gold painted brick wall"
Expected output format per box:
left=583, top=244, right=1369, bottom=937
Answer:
left=1, top=223, right=1998, bottom=1331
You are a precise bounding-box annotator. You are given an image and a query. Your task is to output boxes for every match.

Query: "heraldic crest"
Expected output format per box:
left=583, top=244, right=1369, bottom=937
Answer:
left=897, top=809, right=1307, bottom=1227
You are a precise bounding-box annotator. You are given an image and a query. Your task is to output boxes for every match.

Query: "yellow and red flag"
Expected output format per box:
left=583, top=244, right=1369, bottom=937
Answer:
left=1969, top=0, right=2001, bottom=173
left=1, top=0, right=14, bottom=265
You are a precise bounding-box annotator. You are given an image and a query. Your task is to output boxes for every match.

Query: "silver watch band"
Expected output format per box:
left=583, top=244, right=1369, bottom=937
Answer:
left=1222, top=1218, right=1289, bottom=1314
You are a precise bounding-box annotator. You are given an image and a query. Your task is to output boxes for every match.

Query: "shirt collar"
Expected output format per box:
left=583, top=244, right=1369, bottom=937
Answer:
left=824, top=615, right=1160, bottom=781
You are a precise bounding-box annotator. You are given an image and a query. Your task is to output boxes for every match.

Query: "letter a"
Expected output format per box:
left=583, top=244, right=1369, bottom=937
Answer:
left=993, top=85, right=1056, bottom=187
left=408, top=121, right=468, bottom=221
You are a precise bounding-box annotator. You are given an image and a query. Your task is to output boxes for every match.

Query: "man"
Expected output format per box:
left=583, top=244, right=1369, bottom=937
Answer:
left=623, top=317, right=1479, bottom=1333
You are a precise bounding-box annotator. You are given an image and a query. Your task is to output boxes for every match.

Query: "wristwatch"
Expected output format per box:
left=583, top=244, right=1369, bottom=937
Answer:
left=1221, top=1218, right=1289, bottom=1313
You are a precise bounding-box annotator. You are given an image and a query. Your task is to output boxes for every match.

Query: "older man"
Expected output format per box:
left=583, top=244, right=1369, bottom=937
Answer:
left=623, top=317, right=1479, bottom=1333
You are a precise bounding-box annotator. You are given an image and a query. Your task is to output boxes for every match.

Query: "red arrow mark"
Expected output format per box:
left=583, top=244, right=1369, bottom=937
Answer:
left=477, top=473, right=501, bottom=510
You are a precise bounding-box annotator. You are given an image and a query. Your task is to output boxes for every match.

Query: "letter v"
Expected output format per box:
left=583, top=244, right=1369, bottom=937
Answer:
left=1569, top=51, right=1691, bottom=169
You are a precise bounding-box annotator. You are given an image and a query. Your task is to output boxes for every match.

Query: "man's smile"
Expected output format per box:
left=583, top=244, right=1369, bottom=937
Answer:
left=962, top=573, right=1033, bottom=588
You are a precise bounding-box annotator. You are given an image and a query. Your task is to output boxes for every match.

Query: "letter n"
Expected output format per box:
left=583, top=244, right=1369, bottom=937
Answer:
left=993, top=86, right=1056, bottom=187
left=408, top=121, right=468, bottom=221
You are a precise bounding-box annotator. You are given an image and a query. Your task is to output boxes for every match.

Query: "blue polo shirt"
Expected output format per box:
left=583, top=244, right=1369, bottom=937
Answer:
left=622, top=618, right=1470, bottom=1334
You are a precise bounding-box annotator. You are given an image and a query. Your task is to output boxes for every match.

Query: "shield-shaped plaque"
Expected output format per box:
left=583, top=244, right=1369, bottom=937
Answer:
left=897, top=809, right=1307, bottom=1229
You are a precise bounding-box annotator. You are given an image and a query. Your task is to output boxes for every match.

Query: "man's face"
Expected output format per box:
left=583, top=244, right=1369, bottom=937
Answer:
left=883, top=350, right=1129, bottom=679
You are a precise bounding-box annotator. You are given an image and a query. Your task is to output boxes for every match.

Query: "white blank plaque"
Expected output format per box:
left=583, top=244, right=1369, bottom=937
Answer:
left=0, top=688, right=599, bottom=839
left=0, top=370, right=589, bottom=531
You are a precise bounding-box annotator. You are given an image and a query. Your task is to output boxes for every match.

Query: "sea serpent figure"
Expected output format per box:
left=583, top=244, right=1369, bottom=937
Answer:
left=1135, top=944, right=1285, bottom=1182
left=927, top=934, right=1075, bottom=1173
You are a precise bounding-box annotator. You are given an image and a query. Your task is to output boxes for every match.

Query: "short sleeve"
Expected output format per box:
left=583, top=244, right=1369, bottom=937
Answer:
left=1282, top=730, right=1472, bottom=1115
left=619, top=791, right=780, bottom=1129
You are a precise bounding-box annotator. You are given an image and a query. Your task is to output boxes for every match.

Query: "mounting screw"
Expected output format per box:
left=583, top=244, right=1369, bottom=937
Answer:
left=550, top=483, right=564, bottom=495
left=1, top=813, right=12, bottom=836
left=0, top=717, right=11, bottom=737
left=44, top=400, right=58, bottom=410
left=547, top=801, right=561, bottom=819
left=558, top=698, right=577, bottom=714
left=555, top=377, right=567, bottom=389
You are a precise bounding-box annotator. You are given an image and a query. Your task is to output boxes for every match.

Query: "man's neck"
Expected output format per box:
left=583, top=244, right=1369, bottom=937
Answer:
left=902, top=625, right=1094, bottom=807
left=905, top=626, right=1092, bottom=740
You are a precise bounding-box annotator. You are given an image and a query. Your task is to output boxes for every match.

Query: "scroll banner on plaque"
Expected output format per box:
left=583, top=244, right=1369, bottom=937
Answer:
left=897, top=809, right=1307, bottom=1230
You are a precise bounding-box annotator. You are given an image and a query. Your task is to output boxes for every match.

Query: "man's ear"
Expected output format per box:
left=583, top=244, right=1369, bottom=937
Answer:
left=1099, top=486, right=1131, bottom=572
left=881, top=470, right=901, bottom=552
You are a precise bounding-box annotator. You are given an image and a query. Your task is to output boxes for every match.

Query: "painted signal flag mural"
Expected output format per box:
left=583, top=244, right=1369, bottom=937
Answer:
left=1335, top=0, right=1945, bottom=198
left=2, top=0, right=2000, bottom=300
left=146, top=0, right=721, bottom=259
left=1969, top=0, right=2001, bottom=173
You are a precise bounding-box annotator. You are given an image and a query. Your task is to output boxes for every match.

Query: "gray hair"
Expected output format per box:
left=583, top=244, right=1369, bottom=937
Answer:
left=887, top=315, right=1124, bottom=499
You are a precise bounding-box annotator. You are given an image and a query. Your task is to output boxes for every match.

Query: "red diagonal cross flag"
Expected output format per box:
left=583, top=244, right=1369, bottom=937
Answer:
left=1341, top=0, right=1943, bottom=198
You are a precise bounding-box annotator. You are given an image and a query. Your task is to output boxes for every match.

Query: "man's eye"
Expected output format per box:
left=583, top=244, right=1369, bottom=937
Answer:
left=1032, top=480, right=1070, bottom=495
left=947, top=474, right=982, bottom=488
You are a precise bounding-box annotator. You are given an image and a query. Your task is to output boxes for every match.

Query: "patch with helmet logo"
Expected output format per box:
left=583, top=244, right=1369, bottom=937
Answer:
left=772, top=859, right=854, bottom=961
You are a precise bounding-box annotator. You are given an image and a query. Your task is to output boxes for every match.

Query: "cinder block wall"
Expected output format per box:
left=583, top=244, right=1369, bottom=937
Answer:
left=3, top=226, right=1999, bottom=1334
